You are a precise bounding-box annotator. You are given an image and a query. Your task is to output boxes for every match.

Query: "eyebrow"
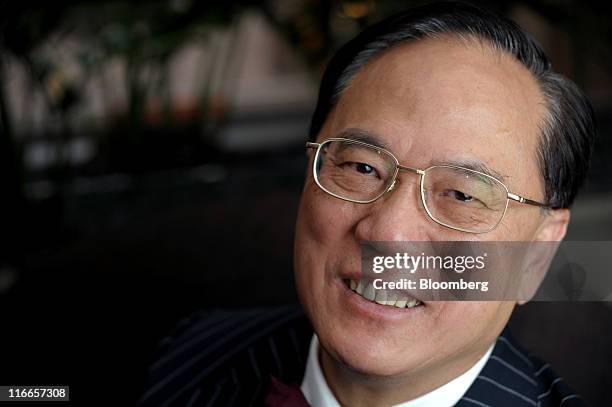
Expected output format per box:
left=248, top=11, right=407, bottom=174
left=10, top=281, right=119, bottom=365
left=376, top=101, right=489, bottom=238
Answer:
left=335, top=128, right=394, bottom=151
left=333, top=127, right=507, bottom=182
left=436, top=159, right=507, bottom=182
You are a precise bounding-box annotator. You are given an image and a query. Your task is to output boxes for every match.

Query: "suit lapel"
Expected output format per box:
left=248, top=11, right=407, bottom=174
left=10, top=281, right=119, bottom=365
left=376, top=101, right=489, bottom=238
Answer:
left=457, top=328, right=540, bottom=407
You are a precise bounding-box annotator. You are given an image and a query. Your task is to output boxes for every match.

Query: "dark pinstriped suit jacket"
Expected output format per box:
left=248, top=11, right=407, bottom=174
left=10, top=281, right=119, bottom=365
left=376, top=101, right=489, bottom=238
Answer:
left=138, top=306, right=585, bottom=407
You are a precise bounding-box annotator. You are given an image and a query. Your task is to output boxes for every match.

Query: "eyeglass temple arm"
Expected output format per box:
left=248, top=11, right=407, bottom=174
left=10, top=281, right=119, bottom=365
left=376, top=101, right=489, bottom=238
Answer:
left=306, top=142, right=320, bottom=149
left=507, top=192, right=548, bottom=208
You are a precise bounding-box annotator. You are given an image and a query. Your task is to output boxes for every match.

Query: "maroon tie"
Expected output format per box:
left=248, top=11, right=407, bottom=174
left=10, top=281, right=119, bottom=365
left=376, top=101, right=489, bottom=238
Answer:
left=264, top=376, right=311, bottom=407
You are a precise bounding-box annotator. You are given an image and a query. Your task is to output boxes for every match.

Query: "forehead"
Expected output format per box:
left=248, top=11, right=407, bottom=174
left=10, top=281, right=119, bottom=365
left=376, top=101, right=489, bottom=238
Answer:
left=324, top=36, right=545, bottom=190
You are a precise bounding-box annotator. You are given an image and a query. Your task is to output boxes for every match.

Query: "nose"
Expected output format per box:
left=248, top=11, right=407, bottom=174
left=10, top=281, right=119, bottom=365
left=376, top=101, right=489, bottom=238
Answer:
left=354, top=176, right=434, bottom=243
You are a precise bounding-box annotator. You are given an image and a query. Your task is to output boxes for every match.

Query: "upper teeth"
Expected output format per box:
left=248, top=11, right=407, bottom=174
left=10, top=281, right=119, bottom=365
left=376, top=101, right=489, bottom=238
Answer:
left=349, top=279, right=422, bottom=308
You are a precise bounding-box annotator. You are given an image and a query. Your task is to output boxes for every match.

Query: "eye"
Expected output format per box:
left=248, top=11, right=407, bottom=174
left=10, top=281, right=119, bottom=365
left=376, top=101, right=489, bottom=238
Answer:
left=340, top=161, right=380, bottom=178
left=447, top=190, right=474, bottom=202
left=439, top=189, right=481, bottom=204
left=353, top=162, right=375, bottom=174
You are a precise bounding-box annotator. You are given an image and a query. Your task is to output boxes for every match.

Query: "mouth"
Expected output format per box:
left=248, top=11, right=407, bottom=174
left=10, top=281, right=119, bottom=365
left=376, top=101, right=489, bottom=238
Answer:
left=342, top=278, right=423, bottom=309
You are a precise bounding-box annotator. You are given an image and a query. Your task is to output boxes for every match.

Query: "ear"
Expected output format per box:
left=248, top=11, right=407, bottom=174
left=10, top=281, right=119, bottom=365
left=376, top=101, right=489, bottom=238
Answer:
left=534, top=208, right=570, bottom=242
left=516, top=209, right=570, bottom=305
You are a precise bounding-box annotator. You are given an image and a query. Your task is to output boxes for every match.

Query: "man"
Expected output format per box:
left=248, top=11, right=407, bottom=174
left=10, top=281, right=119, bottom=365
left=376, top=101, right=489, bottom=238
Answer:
left=139, top=2, right=595, bottom=406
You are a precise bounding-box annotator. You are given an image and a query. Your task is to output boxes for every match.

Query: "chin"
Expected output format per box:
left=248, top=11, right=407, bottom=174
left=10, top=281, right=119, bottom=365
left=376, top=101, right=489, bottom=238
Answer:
left=331, top=341, right=427, bottom=379
left=318, top=318, right=431, bottom=379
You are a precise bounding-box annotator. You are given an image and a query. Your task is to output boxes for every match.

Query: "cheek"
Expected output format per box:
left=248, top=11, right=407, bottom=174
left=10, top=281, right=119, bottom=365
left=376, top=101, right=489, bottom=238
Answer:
left=294, top=181, right=364, bottom=327
left=297, top=180, right=361, bottom=246
left=294, top=180, right=366, bottom=295
left=435, top=301, right=514, bottom=349
left=490, top=205, right=544, bottom=241
left=513, top=212, right=543, bottom=240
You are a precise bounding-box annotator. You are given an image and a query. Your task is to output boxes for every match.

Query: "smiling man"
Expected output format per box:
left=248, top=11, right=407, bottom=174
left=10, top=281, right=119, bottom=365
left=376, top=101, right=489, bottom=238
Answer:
left=139, top=2, right=595, bottom=407
left=293, top=6, right=578, bottom=406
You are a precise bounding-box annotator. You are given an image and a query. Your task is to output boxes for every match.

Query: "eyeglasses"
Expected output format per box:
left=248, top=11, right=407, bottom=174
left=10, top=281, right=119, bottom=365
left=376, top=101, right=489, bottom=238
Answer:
left=306, top=138, right=549, bottom=234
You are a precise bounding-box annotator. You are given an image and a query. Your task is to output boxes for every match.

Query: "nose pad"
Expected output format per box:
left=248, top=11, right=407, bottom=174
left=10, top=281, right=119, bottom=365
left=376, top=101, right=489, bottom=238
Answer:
left=387, top=179, right=397, bottom=192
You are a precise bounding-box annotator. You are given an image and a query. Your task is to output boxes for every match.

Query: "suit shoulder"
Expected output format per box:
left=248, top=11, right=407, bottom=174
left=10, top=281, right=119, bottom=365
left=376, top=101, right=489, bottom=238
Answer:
left=500, top=330, right=586, bottom=406
left=138, top=305, right=311, bottom=407
left=528, top=354, right=587, bottom=407
left=459, top=329, right=586, bottom=407
left=503, top=333, right=586, bottom=406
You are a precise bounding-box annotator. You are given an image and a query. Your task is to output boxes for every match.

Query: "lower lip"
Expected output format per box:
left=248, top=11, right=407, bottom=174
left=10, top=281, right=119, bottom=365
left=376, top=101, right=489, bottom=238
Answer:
left=337, top=279, right=426, bottom=321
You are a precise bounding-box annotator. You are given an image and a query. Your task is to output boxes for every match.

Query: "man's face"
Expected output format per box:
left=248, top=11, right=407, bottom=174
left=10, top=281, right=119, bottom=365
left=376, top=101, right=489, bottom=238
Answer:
left=294, top=37, right=551, bottom=380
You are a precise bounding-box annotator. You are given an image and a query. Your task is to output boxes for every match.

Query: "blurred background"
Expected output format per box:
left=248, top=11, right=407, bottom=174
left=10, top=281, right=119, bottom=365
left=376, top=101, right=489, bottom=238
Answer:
left=0, top=0, right=611, bottom=405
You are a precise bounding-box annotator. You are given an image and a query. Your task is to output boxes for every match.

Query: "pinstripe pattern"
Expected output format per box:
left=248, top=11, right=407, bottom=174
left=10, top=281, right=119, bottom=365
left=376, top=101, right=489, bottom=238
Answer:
left=139, top=306, right=585, bottom=407
left=139, top=306, right=311, bottom=407
left=457, top=329, right=585, bottom=407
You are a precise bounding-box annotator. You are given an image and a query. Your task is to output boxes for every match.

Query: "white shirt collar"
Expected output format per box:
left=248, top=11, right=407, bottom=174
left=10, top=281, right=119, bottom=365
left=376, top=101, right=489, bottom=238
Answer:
left=301, top=335, right=494, bottom=407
